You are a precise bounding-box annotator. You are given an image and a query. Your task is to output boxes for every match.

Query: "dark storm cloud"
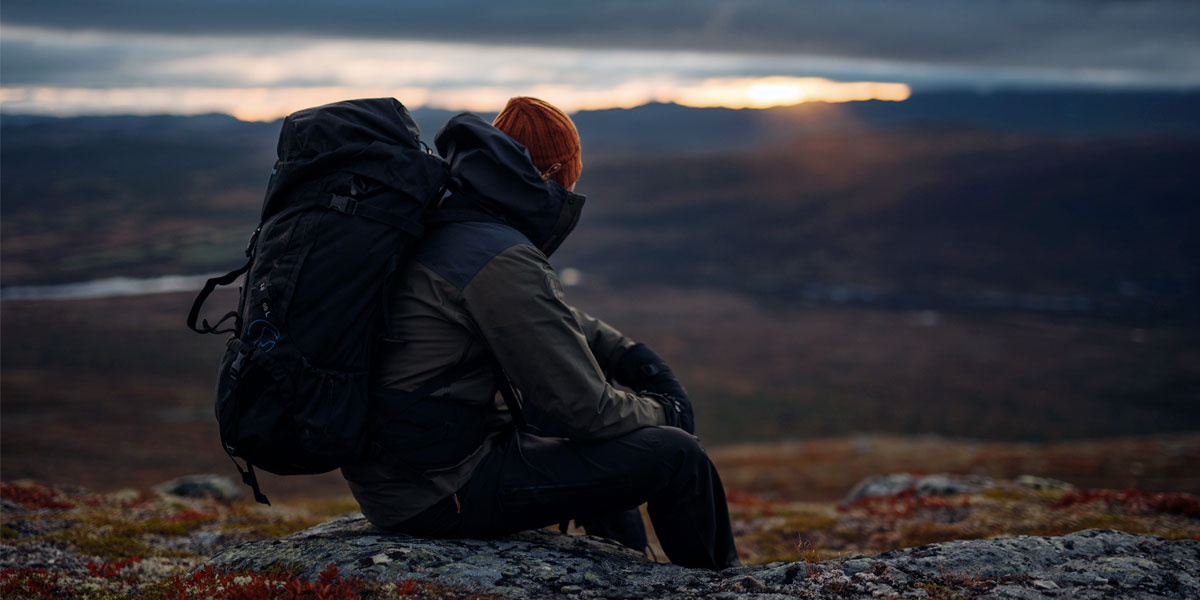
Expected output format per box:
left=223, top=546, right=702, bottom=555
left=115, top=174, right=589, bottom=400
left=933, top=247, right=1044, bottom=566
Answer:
left=3, top=0, right=1199, bottom=82
left=1, top=38, right=127, bottom=87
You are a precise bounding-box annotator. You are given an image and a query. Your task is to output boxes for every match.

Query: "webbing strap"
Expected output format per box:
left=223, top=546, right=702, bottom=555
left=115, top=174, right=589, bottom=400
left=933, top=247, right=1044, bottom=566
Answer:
left=378, top=343, right=488, bottom=412
left=187, top=260, right=251, bottom=335
left=224, top=447, right=270, bottom=505
left=408, top=357, right=478, bottom=404
left=495, top=367, right=527, bottom=431
left=372, top=352, right=522, bottom=441
left=327, top=194, right=424, bottom=239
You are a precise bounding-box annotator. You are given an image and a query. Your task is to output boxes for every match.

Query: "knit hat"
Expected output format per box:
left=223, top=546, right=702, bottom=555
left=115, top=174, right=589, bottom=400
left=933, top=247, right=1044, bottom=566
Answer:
left=492, top=97, right=582, bottom=190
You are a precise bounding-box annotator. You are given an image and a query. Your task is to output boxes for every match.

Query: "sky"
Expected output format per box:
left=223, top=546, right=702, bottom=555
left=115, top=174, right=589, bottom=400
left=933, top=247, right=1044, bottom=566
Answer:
left=2, top=0, right=1198, bottom=120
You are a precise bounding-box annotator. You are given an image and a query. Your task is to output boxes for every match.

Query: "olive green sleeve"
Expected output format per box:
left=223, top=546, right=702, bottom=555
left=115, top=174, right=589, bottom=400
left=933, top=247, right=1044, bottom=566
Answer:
left=462, top=243, right=667, bottom=440
left=569, top=306, right=637, bottom=376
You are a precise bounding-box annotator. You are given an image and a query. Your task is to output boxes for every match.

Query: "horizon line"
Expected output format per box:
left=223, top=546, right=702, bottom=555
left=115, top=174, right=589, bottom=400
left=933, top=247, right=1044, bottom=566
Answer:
left=3, top=86, right=1199, bottom=124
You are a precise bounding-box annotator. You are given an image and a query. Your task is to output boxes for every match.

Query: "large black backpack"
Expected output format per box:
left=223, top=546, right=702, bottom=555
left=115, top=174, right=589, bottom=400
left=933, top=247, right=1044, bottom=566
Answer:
left=187, top=98, right=449, bottom=504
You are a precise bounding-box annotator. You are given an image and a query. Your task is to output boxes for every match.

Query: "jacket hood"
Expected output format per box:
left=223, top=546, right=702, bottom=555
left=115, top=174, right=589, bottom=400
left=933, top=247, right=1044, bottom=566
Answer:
left=433, top=113, right=585, bottom=257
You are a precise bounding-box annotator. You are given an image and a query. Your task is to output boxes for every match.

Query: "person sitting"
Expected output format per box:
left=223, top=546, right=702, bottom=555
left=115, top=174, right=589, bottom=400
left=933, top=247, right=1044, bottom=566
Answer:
left=341, top=96, right=739, bottom=570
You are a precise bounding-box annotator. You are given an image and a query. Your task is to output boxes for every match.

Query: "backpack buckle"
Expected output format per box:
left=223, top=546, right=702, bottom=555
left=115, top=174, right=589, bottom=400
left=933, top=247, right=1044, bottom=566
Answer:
left=226, top=338, right=251, bottom=380
left=244, top=226, right=261, bottom=257
left=329, top=194, right=358, bottom=215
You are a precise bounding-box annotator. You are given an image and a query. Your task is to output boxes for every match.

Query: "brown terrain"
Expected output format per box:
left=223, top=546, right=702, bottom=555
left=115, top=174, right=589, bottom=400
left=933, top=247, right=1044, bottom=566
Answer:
left=2, top=288, right=1198, bottom=502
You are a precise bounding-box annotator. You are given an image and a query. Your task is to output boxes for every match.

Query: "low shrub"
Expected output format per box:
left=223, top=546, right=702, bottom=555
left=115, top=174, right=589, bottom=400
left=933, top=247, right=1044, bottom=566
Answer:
left=1051, top=489, right=1200, bottom=517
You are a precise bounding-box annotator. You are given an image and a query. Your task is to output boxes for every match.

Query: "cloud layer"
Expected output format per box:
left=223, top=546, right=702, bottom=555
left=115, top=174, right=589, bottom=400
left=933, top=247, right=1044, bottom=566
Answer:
left=2, top=1, right=1197, bottom=117
left=5, top=0, right=1198, bottom=79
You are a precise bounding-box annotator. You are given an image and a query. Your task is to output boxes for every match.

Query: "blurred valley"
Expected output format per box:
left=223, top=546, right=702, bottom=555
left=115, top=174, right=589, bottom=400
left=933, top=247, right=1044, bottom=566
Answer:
left=2, top=91, right=1199, bottom=497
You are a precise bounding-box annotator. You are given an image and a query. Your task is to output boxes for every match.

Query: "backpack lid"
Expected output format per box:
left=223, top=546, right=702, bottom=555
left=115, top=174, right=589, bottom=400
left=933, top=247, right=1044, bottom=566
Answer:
left=277, top=97, right=421, bottom=161
left=262, top=98, right=446, bottom=221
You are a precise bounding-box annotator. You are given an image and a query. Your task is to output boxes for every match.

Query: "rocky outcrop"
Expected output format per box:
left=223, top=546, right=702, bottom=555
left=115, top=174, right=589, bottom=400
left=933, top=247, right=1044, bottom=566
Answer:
left=153, top=473, right=244, bottom=502
left=205, top=515, right=1200, bottom=599
left=842, top=473, right=997, bottom=502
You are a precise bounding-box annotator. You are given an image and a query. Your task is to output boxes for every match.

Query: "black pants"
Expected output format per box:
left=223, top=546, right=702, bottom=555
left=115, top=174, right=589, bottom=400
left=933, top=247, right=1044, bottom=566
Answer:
left=392, top=426, right=740, bottom=570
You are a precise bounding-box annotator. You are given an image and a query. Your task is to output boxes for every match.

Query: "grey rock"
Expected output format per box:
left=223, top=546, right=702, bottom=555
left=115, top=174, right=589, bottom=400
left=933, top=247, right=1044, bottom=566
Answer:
left=1, top=541, right=97, bottom=577
left=987, top=586, right=1052, bottom=599
left=754, top=561, right=808, bottom=586
left=203, top=518, right=1200, bottom=599
left=843, top=472, right=995, bottom=502
left=1030, top=579, right=1059, bottom=590
left=1015, top=475, right=1074, bottom=490
left=153, top=474, right=243, bottom=502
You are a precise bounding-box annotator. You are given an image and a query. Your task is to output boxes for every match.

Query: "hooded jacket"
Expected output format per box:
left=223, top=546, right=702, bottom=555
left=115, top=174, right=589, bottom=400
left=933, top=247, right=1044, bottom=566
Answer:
left=342, top=114, right=668, bottom=527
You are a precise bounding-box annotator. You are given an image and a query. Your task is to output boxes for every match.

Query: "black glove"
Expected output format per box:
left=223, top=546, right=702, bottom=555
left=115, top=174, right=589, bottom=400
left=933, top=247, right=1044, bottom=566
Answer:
left=613, top=343, right=694, bottom=434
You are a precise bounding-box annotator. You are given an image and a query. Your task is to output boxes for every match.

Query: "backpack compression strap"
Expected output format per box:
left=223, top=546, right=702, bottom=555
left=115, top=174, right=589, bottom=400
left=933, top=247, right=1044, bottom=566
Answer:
left=186, top=259, right=251, bottom=335
left=327, top=195, right=425, bottom=239
left=218, top=338, right=271, bottom=504
left=224, top=448, right=271, bottom=505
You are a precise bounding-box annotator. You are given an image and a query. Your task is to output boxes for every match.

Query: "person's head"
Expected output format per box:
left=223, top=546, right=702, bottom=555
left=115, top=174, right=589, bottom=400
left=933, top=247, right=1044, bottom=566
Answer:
left=492, top=97, right=582, bottom=191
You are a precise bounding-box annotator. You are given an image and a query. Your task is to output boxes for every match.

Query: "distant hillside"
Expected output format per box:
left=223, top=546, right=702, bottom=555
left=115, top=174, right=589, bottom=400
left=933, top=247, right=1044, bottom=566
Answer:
left=566, top=129, right=1200, bottom=323
left=3, top=92, right=1199, bottom=322
left=415, top=90, right=1200, bottom=157
left=6, top=89, right=1197, bottom=159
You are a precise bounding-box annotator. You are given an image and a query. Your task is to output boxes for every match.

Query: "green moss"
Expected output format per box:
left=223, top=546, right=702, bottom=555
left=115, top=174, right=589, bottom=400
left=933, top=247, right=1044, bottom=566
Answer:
left=131, top=578, right=177, bottom=600
left=87, top=591, right=130, bottom=600
left=981, top=488, right=1029, bottom=502
left=917, top=583, right=970, bottom=600
left=1031, top=489, right=1070, bottom=502
left=1075, top=514, right=1148, bottom=532
left=1, top=525, right=23, bottom=542
left=981, top=486, right=1066, bottom=503
left=832, top=524, right=868, bottom=543
left=1064, top=513, right=1195, bottom=538
left=153, top=548, right=203, bottom=559
left=1160, top=528, right=1200, bottom=540
left=299, top=497, right=362, bottom=518
left=222, top=518, right=316, bottom=539
left=782, top=511, right=838, bottom=533
left=257, top=562, right=307, bottom=578
left=113, top=518, right=205, bottom=537
left=52, top=529, right=151, bottom=559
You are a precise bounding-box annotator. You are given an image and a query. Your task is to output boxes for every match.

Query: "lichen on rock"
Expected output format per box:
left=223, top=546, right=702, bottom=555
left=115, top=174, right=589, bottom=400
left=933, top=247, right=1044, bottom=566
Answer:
left=205, top=515, right=1200, bottom=599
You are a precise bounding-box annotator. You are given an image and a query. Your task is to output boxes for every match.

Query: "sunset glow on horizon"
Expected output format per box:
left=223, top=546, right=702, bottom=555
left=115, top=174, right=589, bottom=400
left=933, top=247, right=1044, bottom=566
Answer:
left=0, top=77, right=911, bottom=121
left=673, top=76, right=911, bottom=109
left=0, top=25, right=918, bottom=120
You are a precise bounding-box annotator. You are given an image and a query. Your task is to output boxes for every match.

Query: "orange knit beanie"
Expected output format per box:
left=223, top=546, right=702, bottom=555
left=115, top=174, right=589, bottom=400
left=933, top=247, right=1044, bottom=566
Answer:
left=492, top=97, right=582, bottom=190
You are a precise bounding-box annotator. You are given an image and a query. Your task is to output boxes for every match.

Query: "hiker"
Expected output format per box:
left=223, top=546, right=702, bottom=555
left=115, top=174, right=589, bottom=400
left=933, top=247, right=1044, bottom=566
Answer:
left=341, top=97, right=740, bottom=570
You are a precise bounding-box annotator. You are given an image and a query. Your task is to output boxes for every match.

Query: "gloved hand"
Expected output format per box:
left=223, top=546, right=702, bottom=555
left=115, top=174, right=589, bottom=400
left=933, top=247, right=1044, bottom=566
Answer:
left=643, top=391, right=694, bottom=435
left=612, top=343, right=694, bottom=434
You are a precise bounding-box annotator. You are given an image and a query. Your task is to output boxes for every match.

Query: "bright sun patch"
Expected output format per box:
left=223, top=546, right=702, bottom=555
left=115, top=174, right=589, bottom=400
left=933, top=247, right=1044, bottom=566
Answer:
left=675, top=76, right=911, bottom=109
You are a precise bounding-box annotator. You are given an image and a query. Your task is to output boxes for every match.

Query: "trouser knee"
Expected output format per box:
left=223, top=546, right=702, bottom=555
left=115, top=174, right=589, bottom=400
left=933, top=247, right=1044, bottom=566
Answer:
left=640, top=425, right=707, bottom=470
